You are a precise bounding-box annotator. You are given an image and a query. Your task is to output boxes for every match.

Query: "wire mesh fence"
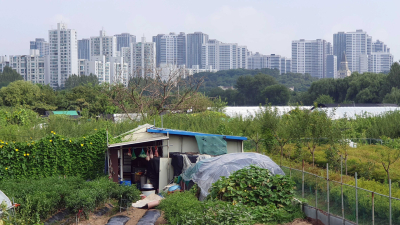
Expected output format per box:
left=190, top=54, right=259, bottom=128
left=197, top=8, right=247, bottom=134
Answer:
left=282, top=163, right=400, bottom=225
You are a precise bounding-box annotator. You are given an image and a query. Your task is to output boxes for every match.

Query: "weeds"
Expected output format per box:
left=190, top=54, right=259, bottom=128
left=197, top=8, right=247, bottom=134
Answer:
left=0, top=176, right=140, bottom=223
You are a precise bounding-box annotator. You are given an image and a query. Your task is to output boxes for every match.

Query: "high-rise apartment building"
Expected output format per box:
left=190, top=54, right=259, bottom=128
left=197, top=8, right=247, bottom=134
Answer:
left=333, top=32, right=346, bottom=70
left=368, top=52, right=393, bottom=74
left=90, top=29, right=117, bottom=62
left=9, top=50, right=49, bottom=84
left=115, top=33, right=136, bottom=51
left=78, top=39, right=90, bottom=60
left=48, top=23, right=78, bottom=88
left=247, top=52, right=291, bottom=74
left=0, top=56, right=10, bottom=73
left=237, top=46, right=248, bottom=70
left=132, top=37, right=156, bottom=78
left=120, top=46, right=132, bottom=74
left=291, top=39, right=332, bottom=78
left=326, top=55, right=337, bottom=78
left=201, top=40, right=248, bottom=71
left=30, top=38, right=49, bottom=57
left=152, top=32, right=186, bottom=66
left=186, top=32, right=209, bottom=68
left=333, top=30, right=372, bottom=73
left=85, top=56, right=128, bottom=86
left=372, top=40, right=390, bottom=53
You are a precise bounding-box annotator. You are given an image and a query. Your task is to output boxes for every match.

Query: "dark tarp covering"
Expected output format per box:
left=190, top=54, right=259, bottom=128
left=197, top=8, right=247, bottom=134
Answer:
left=195, top=135, right=227, bottom=155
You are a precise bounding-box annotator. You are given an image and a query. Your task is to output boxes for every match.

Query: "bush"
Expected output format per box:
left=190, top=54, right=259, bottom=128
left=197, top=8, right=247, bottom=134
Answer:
left=158, top=166, right=304, bottom=225
left=209, top=165, right=295, bottom=207
left=0, top=176, right=141, bottom=224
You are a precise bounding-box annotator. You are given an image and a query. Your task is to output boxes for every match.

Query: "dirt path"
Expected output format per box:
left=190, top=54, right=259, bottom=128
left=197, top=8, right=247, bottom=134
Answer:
left=77, top=205, right=148, bottom=225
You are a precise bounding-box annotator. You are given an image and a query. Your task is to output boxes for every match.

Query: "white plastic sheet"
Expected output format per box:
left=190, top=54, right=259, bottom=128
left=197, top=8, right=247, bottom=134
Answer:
left=0, top=190, right=12, bottom=210
left=182, top=152, right=285, bottom=200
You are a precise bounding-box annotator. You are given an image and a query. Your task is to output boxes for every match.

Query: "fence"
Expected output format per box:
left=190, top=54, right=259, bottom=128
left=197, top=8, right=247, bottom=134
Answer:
left=281, top=159, right=400, bottom=225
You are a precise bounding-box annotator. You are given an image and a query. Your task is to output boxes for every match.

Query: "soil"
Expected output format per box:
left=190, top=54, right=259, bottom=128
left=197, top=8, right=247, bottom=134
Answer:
left=282, top=219, right=312, bottom=225
left=71, top=203, right=149, bottom=225
left=49, top=203, right=307, bottom=225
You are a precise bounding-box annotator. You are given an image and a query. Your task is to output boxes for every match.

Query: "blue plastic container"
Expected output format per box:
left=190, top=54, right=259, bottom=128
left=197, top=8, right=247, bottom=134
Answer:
left=168, top=185, right=181, bottom=192
left=119, top=181, right=132, bottom=186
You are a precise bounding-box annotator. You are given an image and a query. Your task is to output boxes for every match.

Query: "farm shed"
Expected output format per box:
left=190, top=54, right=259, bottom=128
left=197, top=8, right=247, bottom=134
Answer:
left=106, top=124, right=247, bottom=192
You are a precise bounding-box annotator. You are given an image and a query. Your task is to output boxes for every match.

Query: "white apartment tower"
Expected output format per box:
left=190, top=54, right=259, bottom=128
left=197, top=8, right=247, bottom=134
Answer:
left=333, top=30, right=371, bottom=73
left=186, top=32, right=209, bottom=68
left=153, top=32, right=186, bottom=66
left=115, top=33, right=136, bottom=51
left=90, top=29, right=117, bottom=62
left=201, top=40, right=248, bottom=71
left=48, top=23, right=78, bottom=88
left=291, top=39, right=332, bottom=78
left=85, top=56, right=128, bottom=86
left=247, top=52, right=291, bottom=74
left=8, top=50, right=49, bottom=84
left=133, top=37, right=156, bottom=78
left=369, top=39, right=393, bottom=73
left=368, top=52, right=393, bottom=74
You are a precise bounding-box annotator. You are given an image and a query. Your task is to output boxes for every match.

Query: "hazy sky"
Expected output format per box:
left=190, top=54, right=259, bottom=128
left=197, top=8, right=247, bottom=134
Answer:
left=1, top=0, right=398, bottom=60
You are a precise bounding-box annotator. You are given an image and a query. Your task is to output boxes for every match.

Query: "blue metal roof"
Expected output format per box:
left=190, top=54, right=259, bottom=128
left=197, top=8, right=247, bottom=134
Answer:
left=147, top=128, right=247, bottom=141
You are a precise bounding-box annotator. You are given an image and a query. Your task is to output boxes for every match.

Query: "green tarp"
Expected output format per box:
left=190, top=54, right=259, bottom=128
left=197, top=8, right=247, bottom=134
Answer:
left=52, top=111, right=79, bottom=116
left=195, top=135, right=227, bottom=155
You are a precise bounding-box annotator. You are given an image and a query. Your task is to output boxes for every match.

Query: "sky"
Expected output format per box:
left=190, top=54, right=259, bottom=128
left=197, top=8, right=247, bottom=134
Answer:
left=0, top=0, right=398, bottom=60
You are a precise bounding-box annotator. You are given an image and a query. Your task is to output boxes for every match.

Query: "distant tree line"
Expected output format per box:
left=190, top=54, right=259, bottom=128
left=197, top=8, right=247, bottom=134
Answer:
left=0, top=68, right=209, bottom=117
left=292, top=62, right=400, bottom=105
left=203, top=63, right=400, bottom=106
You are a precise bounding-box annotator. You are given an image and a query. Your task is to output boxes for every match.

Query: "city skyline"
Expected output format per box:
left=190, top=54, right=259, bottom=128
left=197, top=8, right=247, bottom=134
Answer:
left=0, top=0, right=399, bottom=61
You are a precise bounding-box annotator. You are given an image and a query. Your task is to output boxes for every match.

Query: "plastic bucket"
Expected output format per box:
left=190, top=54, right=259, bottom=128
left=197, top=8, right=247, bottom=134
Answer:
left=119, top=181, right=132, bottom=186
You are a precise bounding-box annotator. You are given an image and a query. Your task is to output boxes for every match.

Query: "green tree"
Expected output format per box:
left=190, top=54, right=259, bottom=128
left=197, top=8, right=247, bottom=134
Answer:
left=0, top=66, right=23, bottom=88
left=0, top=80, right=57, bottom=114
left=236, top=73, right=277, bottom=105
left=0, top=80, right=41, bottom=106
left=377, top=137, right=400, bottom=182
left=64, top=74, right=99, bottom=89
left=262, top=84, right=290, bottom=105
left=315, top=95, right=334, bottom=104
left=345, top=73, right=386, bottom=103
left=303, top=109, right=333, bottom=167
left=383, top=87, right=400, bottom=104
left=384, top=62, right=400, bottom=95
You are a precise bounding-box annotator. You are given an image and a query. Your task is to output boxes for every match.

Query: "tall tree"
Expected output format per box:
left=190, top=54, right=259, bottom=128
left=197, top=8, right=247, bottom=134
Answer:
left=0, top=66, right=23, bottom=88
left=262, top=84, right=290, bottom=105
left=64, top=74, right=99, bottom=89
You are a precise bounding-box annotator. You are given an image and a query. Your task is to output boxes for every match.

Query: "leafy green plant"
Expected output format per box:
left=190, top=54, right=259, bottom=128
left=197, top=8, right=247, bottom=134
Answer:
left=0, top=176, right=141, bottom=224
left=209, top=165, right=295, bottom=207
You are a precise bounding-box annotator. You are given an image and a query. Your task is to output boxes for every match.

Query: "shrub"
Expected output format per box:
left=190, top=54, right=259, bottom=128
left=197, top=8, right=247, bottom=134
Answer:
left=0, top=176, right=141, bottom=224
left=158, top=166, right=303, bottom=225
left=209, top=165, right=295, bottom=207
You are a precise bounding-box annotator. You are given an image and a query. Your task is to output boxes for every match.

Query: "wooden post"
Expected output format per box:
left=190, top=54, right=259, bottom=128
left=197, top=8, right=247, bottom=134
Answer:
left=120, top=147, right=123, bottom=182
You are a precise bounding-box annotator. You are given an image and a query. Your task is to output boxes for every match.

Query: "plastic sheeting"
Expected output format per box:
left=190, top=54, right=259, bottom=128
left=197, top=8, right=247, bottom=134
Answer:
left=136, top=210, right=161, bottom=225
left=195, top=135, right=227, bottom=155
left=0, top=190, right=12, bottom=210
left=106, top=215, right=130, bottom=225
left=181, top=152, right=285, bottom=200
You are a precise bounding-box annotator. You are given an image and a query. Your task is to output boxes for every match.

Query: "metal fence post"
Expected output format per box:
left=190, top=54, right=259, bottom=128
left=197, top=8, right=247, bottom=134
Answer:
left=372, top=192, right=374, bottom=225
left=341, top=155, right=344, bottom=224
left=327, top=163, right=330, bottom=225
left=390, top=179, right=392, bottom=225
left=302, top=159, right=305, bottom=198
left=315, top=175, right=318, bottom=222
left=355, top=172, right=358, bottom=224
